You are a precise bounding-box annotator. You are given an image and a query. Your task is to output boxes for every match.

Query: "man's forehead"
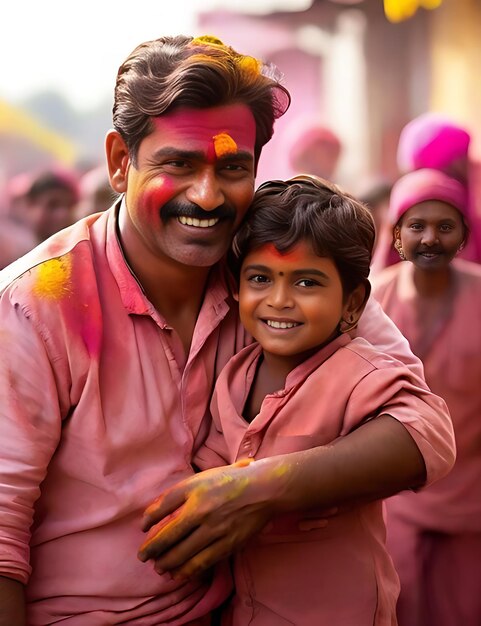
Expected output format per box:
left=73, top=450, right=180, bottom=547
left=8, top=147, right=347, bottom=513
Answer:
left=152, top=104, right=256, bottom=150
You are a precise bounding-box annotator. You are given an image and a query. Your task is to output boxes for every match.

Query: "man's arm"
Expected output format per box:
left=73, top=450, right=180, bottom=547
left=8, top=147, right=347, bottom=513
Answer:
left=138, top=415, right=426, bottom=579
left=0, top=577, right=25, bottom=626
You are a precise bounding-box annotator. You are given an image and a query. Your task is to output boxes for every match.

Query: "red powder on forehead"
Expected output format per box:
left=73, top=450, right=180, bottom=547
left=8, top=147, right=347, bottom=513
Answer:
left=258, top=243, right=304, bottom=263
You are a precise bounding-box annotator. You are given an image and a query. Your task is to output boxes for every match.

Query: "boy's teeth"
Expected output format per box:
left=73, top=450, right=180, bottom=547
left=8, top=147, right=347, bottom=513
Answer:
left=266, top=320, right=299, bottom=329
left=178, top=216, right=219, bottom=228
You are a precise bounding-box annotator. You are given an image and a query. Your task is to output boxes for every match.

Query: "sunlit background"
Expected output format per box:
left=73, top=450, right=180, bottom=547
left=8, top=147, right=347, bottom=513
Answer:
left=1, top=0, right=480, bottom=190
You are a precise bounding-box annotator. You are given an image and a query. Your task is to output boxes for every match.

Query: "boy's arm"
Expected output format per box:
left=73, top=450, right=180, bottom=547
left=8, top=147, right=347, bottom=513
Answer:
left=0, top=577, right=26, bottom=626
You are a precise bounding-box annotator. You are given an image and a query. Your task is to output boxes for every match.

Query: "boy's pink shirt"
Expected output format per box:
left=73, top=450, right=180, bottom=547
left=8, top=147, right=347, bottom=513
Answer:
left=196, top=334, right=455, bottom=625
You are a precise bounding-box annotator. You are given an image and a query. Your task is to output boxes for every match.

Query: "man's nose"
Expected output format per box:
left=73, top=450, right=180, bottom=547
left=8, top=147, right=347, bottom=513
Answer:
left=185, top=169, right=225, bottom=212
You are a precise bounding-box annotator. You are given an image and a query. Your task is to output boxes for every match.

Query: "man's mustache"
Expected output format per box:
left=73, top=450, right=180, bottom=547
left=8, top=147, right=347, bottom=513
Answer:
left=161, top=200, right=236, bottom=222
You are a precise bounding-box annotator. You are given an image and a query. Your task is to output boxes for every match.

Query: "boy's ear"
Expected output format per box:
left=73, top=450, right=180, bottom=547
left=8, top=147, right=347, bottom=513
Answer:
left=105, top=129, right=130, bottom=193
left=342, top=280, right=371, bottom=329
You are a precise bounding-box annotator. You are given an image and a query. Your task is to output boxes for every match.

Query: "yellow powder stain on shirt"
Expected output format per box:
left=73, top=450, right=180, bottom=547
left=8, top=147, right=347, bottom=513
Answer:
left=33, top=257, right=72, bottom=300
left=213, top=133, right=238, bottom=158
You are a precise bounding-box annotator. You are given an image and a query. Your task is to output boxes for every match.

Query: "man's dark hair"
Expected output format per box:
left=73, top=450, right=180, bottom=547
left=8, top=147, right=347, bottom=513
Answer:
left=232, top=175, right=375, bottom=297
left=113, top=35, right=290, bottom=166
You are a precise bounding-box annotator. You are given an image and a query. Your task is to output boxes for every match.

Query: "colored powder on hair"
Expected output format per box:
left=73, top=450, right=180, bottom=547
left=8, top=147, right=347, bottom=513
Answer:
left=238, top=55, right=262, bottom=77
left=33, top=257, right=72, bottom=300
left=213, top=133, right=238, bottom=158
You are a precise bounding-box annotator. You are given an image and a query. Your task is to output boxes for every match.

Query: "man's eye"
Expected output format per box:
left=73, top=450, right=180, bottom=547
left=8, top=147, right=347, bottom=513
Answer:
left=165, top=160, right=189, bottom=168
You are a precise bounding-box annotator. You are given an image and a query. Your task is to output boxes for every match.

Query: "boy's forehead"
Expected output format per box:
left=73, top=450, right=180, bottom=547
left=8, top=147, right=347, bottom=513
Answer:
left=152, top=104, right=256, bottom=153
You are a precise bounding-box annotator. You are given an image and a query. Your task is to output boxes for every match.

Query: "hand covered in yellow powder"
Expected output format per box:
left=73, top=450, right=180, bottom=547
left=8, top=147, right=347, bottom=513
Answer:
left=137, top=457, right=289, bottom=580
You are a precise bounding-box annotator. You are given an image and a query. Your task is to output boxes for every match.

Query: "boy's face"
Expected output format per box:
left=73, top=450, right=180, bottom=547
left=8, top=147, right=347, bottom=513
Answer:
left=237, top=241, right=350, bottom=367
left=116, top=103, right=256, bottom=269
left=398, top=200, right=465, bottom=271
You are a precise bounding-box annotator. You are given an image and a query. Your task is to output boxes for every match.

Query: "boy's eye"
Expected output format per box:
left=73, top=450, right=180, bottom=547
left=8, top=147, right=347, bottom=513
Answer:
left=247, top=274, right=269, bottom=284
left=297, top=278, right=319, bottom=288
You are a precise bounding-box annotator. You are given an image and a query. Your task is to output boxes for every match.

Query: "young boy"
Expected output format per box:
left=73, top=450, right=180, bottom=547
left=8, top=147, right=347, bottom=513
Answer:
left=188, top=175, right=441, bottom=625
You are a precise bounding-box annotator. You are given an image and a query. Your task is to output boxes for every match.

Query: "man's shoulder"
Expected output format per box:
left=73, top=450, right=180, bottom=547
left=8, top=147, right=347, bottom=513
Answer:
left=342, top=336, right=407, bottom=374
left=0, top=211, right=109, bottom=304
left=0, top=212, right=108, bottom=293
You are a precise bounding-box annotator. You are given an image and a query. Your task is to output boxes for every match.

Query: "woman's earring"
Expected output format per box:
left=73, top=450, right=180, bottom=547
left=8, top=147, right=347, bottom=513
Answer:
left=394, top=238, right=406, bottom=261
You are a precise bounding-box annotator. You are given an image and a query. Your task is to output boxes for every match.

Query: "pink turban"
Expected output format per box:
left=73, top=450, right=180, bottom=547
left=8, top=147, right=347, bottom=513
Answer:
left=397, top=113, right=471, bottom=172
left=389, top=168, right=469, bottom=226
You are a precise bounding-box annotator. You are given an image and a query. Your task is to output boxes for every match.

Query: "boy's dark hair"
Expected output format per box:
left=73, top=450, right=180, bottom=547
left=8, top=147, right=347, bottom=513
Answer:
left=113, top=35, right=290, bottom=166
left=232, top=175, right=375, bottom=297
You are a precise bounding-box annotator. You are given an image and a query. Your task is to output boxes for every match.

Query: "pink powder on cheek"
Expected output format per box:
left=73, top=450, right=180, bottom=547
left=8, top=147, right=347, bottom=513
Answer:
left=139, top=180, right=176, bottom=222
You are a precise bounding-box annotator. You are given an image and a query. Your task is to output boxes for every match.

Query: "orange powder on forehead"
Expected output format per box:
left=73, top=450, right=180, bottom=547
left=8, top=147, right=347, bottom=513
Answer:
left=33, top=257, right=72, bottom=300
left=258, top=243, right=305, bottom=263
left=213, top=133, right=238, bottom=158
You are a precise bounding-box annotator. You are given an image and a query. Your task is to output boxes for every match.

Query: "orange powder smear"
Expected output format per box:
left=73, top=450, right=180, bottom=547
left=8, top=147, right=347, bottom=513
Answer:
left=213, top=133, right=238, bottom=158
left=33, top=256, right=72, bottom=300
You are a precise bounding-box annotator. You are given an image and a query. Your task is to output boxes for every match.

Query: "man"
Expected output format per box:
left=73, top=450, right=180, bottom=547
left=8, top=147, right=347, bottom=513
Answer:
left=0, top=35, right=454, bottom=625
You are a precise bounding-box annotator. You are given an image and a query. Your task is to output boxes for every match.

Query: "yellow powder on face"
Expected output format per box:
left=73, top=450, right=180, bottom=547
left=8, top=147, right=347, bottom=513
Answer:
left=33, top=257, right=72, bottom=300
left=213, top=133, right=238, bottom=158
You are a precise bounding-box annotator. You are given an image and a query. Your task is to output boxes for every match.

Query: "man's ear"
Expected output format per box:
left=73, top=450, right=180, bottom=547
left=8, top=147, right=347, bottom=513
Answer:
left=105, top=130, right=130, bottom=193
left=342, top=280, right=371, bottom=328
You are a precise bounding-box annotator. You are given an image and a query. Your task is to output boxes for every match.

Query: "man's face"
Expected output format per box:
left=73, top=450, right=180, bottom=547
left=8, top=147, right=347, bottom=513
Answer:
left=122, top=104, right=256, bottom=268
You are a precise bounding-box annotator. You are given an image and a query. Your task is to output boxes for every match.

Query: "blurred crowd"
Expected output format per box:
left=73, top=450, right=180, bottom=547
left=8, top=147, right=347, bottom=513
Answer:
left=0, top=162, right=117, bottom=270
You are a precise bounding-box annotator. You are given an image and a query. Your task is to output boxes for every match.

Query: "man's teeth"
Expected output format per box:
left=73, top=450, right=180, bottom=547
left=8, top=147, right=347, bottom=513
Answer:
left=266, top=320, right=299, bottom=329
left=178, top=216, right=219, bottom=228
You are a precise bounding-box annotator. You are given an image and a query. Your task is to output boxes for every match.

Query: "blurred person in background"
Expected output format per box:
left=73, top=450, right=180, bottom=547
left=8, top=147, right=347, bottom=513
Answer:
left=18, top=168, right=80, bottom=244
left=357, top=177, right=393, bottom=274
left=397, top=112, right=481, bottom=263
left=75, top=164, right=118, bottom=220
left=0, top=173, right=37, bottom=269
left=373, top=168, right=481, bottom=626
left=286, top=117, right=343, bottom=183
